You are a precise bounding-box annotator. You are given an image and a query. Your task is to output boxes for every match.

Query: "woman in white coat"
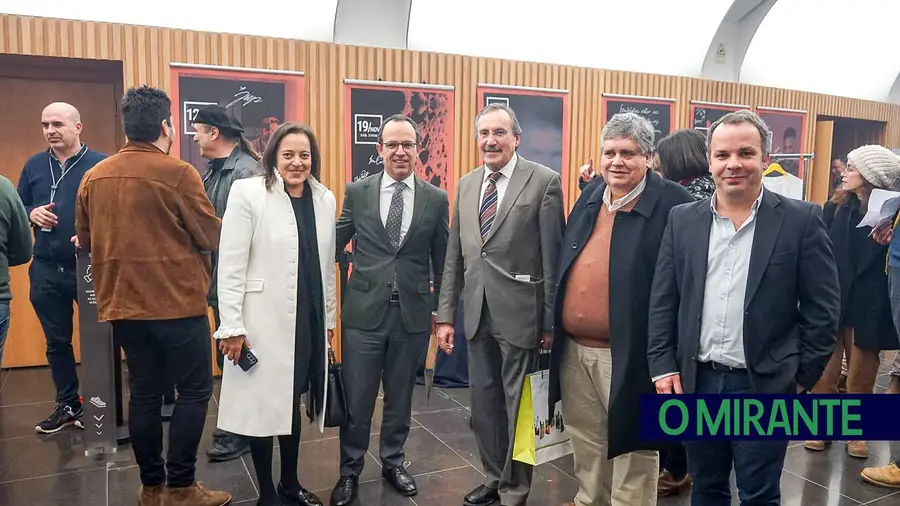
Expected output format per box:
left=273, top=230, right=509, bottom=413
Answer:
left=214, top=122, right=336, bottom=506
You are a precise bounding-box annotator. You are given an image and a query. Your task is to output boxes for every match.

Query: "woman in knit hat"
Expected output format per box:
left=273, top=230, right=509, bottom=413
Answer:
left=805, top=144, right=900, bottom=459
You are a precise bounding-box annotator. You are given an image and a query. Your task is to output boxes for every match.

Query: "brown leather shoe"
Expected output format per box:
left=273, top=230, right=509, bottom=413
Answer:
left=165, top=482, right=232, bottom=506
left=658, top=470, right=692, bottom=497
left=138, top=484, right=164, bottom=506
left=887, top=376, right=900, bottom=394
left=861, top=462, right=900, bottom=488
left=804, top=440, right=829, bottom=451
left=847, top=441, right=869, bottom=459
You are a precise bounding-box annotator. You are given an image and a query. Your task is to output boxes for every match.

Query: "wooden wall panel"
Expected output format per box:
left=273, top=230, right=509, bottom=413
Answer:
left=4, top=13, right=900, bottom=203
left=3, top=13, right=900, bottom=367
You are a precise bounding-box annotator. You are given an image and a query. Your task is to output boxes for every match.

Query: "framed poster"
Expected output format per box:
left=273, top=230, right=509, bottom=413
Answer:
left=344, top=79, right=455, bottom=202
left=691, top=101, right=749, bottom=134
left=756, top=106, right=808, bottom=178
left=477, top=84, right=570, bottom=205
left=169, top=63, right=306, bottom=174
left=601, top=94, right=675, bottom=147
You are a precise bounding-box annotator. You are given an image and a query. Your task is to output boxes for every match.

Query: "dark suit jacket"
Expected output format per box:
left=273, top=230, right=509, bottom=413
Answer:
left=336, top=172, right=449, bottom=334
left=823, top=198, right=897, bottom=350
left=647, top=189, right=840, bottom=394
left=549, top=170, right=693, bottom=459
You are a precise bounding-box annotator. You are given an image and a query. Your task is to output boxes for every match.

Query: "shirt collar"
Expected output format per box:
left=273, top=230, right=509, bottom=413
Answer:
left=48, top=143, right=87, bottom=165
left=483, top=153, right=518, bottom=183
left=710, top=186, right=765, bottom=218
left=382, top=171, right=416, bottom=190
left=603, top=173, right=647, bottom=212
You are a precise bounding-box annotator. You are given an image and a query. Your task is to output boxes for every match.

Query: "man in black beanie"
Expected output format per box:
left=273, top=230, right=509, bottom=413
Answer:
left=192, top=105, right=264, bottom=462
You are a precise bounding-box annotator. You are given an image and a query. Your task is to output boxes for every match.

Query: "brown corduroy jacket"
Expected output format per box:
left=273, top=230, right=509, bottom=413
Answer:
left=75, top=141, right=221, bottom=322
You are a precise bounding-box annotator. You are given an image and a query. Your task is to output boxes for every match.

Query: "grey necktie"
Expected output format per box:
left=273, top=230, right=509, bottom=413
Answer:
left=385, top=181, right=405, bottom=250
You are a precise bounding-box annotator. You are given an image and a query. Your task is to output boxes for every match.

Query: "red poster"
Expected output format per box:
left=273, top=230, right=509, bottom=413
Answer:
left=169, top=63, right=305, bottom=172
left=344, top=80, right=455, bottom=204
left=477, top=85, right=571, bottom=206
left=756, top=106, right=808, bottom=179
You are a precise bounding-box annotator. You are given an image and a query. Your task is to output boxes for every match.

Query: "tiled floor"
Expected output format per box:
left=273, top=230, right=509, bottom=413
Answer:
left=0, top=361, right=899, bottom=506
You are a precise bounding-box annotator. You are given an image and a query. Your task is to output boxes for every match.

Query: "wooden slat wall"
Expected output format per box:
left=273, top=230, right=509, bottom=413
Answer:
left=3, top=14, right=900, bottom=203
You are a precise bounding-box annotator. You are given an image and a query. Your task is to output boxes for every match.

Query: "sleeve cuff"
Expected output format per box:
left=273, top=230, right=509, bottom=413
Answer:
left=213, top=326, right=246, bottom=340
left=651, top=372, right=679, bottom=383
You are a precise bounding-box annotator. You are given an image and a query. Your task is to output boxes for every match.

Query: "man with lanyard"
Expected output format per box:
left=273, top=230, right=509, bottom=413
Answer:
left=191, top=105, right=263, bottom=462
left=17, top=102, right=107, bottom=434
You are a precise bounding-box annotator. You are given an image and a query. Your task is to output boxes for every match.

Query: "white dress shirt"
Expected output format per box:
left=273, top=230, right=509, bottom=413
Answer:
left=652, top=188, right=764, bottom=382
left=602, top=174, right=647, bottom=212
left=479, top=153, right=518, bottom=208
left=380, top=171, right=416, bottom=243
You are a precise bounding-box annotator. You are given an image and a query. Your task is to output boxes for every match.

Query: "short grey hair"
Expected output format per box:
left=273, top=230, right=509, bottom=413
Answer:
left=474, top=102, right=523, bottom=137
left=706, top=109, right=772, bottom=160
left=601, top=112, right=655, bottom=155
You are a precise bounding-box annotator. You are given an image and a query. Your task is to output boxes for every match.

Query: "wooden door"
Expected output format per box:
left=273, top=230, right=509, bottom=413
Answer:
left=810, top=120, right=835, bottom=205
left=0, top=68, right=121, bottom=368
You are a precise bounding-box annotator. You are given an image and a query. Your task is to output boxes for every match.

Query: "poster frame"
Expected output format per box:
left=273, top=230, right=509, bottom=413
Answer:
left=755, top=105, right=809, bottom=169
left=168, top=63, right=306, bottom=164
left=601, top=93, right=676, bottom=142
left=343, top=79, right=456, bottom=204
left=690, top=100, right=750, bottom=133
left=477, top=83, right=571, bottom=206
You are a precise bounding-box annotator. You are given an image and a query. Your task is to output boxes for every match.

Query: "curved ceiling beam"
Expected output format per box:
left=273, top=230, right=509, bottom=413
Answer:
left=333, top=0, right=412, bottom=49
left=701, top=0, right=777, bottom=83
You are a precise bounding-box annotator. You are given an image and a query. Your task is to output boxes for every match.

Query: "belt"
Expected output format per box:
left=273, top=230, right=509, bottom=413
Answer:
left=698, top=361, right=746, bottom=373
left=389, top=292, right=400, bottom=304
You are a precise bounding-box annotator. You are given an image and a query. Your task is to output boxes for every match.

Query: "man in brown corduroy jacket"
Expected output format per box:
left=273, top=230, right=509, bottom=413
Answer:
left=74, top=85, right=230, bottom=506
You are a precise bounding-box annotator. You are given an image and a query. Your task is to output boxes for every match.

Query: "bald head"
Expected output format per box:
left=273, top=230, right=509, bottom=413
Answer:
left=41, top=102, right=83, bottom=155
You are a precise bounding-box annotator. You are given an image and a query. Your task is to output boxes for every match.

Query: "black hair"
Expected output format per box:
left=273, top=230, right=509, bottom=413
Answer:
left=121, top=85, right=172, bottom=143
left=656, top=129, right=710, bottom=182
left=784, top=127, right=797, bottom=140
left=200, top=125, right=261, bottom=162
left=377, top=114, right=421, bottom=144
left=262, top=122, right=321, bottom=191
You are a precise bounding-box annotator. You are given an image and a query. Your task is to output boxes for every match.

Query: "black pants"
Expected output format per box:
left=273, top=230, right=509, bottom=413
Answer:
left=685, top=366, right=788, bottom=506
left=248, top=394, right=303, bottom=503
left=660, top=443, right=688, bottom=479
left=29, top=259, right=79, bottom=406
left=339, top=304, right=429, bottom=476
left=113, top=315, right=213, bottom=487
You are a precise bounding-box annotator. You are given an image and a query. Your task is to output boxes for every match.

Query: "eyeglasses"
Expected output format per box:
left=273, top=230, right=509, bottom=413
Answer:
left=477, top=129, right=509, bottom=139
left=381, top=141, right=417, bottom=151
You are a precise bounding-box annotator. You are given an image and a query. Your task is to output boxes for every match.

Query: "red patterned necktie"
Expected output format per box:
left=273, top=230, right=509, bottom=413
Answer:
left=479, top=171, right=502, bottom=240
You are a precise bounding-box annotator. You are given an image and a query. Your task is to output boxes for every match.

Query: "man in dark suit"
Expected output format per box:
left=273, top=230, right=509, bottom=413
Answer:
left=648, top=109, right=840, bottom=506
left=436, top=103, right=565, bottom=506
left=331, top=114, right=449, bottom=506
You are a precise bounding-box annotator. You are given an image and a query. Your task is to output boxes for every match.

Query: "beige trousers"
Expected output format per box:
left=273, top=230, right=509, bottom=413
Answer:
left=560, top=341, right=659, bottom=506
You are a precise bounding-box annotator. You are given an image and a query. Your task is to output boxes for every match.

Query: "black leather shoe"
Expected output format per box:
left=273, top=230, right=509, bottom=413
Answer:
left=278, top=482, right=323, bottom=506
left=382, top=466, right=417, bottom=496
left=206, top=433, right=251, bottom=462
left=329, top=476, right=358, bottom=506
left=464, top=485, right=499, bottom=506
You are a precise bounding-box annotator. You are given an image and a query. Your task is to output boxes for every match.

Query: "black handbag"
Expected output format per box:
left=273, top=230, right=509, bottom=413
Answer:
left=324, top=348, right=349, bottom=428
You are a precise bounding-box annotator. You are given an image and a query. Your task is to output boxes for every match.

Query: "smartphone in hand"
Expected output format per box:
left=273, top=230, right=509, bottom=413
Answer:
left=237, top=343, right=258, bottom=371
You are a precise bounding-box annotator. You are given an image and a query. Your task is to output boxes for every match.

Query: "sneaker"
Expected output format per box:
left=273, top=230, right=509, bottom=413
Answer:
left=165, top=482, right=232, bottom=506
left=35, top=402, right=84, bottom=434
left=804, top=440, right=829, bottom=451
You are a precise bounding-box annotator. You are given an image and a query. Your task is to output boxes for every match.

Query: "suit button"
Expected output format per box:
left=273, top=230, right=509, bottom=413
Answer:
left=481, top=252, right=487, bottom=258
left=571, top=242, right=577, bottom=249
left=692, top=357, right=696, bottom=361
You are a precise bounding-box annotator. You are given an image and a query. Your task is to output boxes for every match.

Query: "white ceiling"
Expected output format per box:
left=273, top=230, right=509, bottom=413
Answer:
left=2, top=0, right=899, bottom=103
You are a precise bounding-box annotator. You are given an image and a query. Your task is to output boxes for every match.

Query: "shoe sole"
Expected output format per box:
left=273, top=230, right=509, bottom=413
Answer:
left=34, top=419, right=81, bottom=434
left=207, top=446, right=251, bottom=462
left=861, top=473, right=900, bottom=489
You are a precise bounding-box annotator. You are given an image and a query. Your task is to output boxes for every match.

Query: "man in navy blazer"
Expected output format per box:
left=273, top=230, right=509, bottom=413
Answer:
left=647, top=109, right=840, bottom=505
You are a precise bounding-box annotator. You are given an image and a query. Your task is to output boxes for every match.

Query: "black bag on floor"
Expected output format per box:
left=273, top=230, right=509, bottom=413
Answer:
left=324, top=348, right=349, bottom=428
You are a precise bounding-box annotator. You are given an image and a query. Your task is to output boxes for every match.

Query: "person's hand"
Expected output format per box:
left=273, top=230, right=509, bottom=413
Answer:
left=871, top=222, right=893, bottom=245
left=70, top=235, right=80, bottom=249
left=579, top=159, right=595, bottom=182
left=654, top=374, right=684, bottom=394
left=30, top=203, right=57, bottom=229
left=219, top=335, right=249, bottom=365
left=540, top=331, right=553, bottom=350
left=436, top=323, right=455, bottom=355
left=327, top=329, right=334, bottom=348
